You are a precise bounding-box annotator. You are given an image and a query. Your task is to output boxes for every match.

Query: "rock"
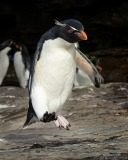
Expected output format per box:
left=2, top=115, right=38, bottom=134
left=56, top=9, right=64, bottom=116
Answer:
left=89, top=48, right=128, bottom=82
left=0, top=83, right=128, bottom=159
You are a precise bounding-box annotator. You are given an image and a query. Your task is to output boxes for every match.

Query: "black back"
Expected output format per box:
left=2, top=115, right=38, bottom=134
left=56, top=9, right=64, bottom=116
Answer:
left=18, top=42, right=31, bottom=71
left=0, top=39, right=12, bottom=51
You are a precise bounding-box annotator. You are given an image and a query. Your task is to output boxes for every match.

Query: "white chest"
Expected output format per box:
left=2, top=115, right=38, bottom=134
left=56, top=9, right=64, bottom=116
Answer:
left=0, top=47, right=11, bottom=61
left=74, top=69, right=93, bottom=87
left=33, top=38, right=76, bottom=112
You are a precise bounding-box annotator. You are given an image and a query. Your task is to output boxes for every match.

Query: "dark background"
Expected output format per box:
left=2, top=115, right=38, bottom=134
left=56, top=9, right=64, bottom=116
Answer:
left=0, top=0, right=128, bottom=83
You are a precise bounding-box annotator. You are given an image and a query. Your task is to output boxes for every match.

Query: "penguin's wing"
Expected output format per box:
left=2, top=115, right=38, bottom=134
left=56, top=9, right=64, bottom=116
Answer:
left=75, top=47, right=104, bottom=88
left=0, top=39, right=12, bottom=51
left=23, top=41, right=43, bottom=128
left=28, top=40, right=43, bottom=94
left=23, top=99, right=39, bottom=128
left=24, top=29, right=55, bottom=127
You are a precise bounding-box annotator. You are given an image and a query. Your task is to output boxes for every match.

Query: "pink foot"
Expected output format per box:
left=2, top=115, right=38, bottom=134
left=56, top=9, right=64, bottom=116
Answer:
left=54, top=115, right=71, bottom=130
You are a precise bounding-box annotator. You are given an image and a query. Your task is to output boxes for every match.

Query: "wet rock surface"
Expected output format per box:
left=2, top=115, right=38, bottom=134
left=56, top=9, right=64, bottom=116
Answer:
left=0, top=83, right=128, bottom=160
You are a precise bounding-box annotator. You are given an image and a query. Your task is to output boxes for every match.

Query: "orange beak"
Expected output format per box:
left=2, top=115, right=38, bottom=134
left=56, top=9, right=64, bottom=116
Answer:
left=15, top=44, right=20, bottom=49
left=96, top=66, right=103, bottom=72
left=76, top=30, right=88, bottom=40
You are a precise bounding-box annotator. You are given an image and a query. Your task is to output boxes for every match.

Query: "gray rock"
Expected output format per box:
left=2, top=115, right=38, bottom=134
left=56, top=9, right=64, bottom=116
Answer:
left=0, top=83, right=128, bottom=159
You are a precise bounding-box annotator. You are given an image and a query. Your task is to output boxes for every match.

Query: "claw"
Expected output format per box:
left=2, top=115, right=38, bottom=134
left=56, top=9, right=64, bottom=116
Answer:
left=54, top=118, right=60, bottom=128
left=54, top=115, right=71, bottom=130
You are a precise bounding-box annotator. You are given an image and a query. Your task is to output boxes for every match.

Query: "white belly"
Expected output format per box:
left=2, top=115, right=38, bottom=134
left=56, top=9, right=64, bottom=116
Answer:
left=74, top=69, right=93, bottom=87
left=31, top=38, right=76, bottom=119
left=0, top=47, right=10, bottom=85
left=14, top=51, right=29, bottom=88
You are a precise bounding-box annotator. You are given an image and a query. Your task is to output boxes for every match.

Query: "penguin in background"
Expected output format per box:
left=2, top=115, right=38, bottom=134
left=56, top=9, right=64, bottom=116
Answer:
left=75, top=48, right=104, bottom=88
left=0, top=39, right=31, bottom=88
left=13, top=41, right=31, bottom=88
left=0, top=39, right=15, bottom=85
left=74, top=42, right=103, bottom=87
left=24, top=19, right=103, bottom=130
left=74, top=56, right=103, bottom=87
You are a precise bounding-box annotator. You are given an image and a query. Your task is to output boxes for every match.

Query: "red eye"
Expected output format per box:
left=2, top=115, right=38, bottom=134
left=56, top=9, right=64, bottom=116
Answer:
left=67, top=28, right=74, bottom=33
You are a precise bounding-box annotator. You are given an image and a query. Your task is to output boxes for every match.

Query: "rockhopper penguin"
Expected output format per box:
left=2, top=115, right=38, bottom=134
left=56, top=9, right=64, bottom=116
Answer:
left=13, top=42, right=31, bottom=88
left=0, top=39, right=30, bottom=88
left=0, top=39, right=15, bottom=85
left=24, top=19, right=103, bottom=130
left=74, top=58, right=103, bottom=87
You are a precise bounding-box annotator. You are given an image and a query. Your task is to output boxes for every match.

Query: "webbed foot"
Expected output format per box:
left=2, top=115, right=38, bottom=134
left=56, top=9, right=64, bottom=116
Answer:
left=54, top=115, right=71, bottom=130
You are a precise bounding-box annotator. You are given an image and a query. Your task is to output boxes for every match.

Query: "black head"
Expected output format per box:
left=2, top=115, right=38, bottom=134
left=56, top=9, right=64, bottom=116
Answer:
left=55, top=19, right=88, bottom=43
left=12, top=41, right=21, bottom=51
left=90, top=58, right=103, bottom=72
left=0, top=39, right=14, bottom=51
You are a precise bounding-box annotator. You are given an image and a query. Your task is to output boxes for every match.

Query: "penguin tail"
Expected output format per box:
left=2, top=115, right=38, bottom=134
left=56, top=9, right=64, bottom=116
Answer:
left=23, top=99, right=38, bottom=128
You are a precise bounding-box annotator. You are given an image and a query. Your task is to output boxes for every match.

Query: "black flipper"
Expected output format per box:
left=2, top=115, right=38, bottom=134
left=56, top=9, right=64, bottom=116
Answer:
left=23, top=99, right=38, bottom=128
left=24, top=25, right=59, bottom=127
left=75, top=47, right=104, bottom=88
